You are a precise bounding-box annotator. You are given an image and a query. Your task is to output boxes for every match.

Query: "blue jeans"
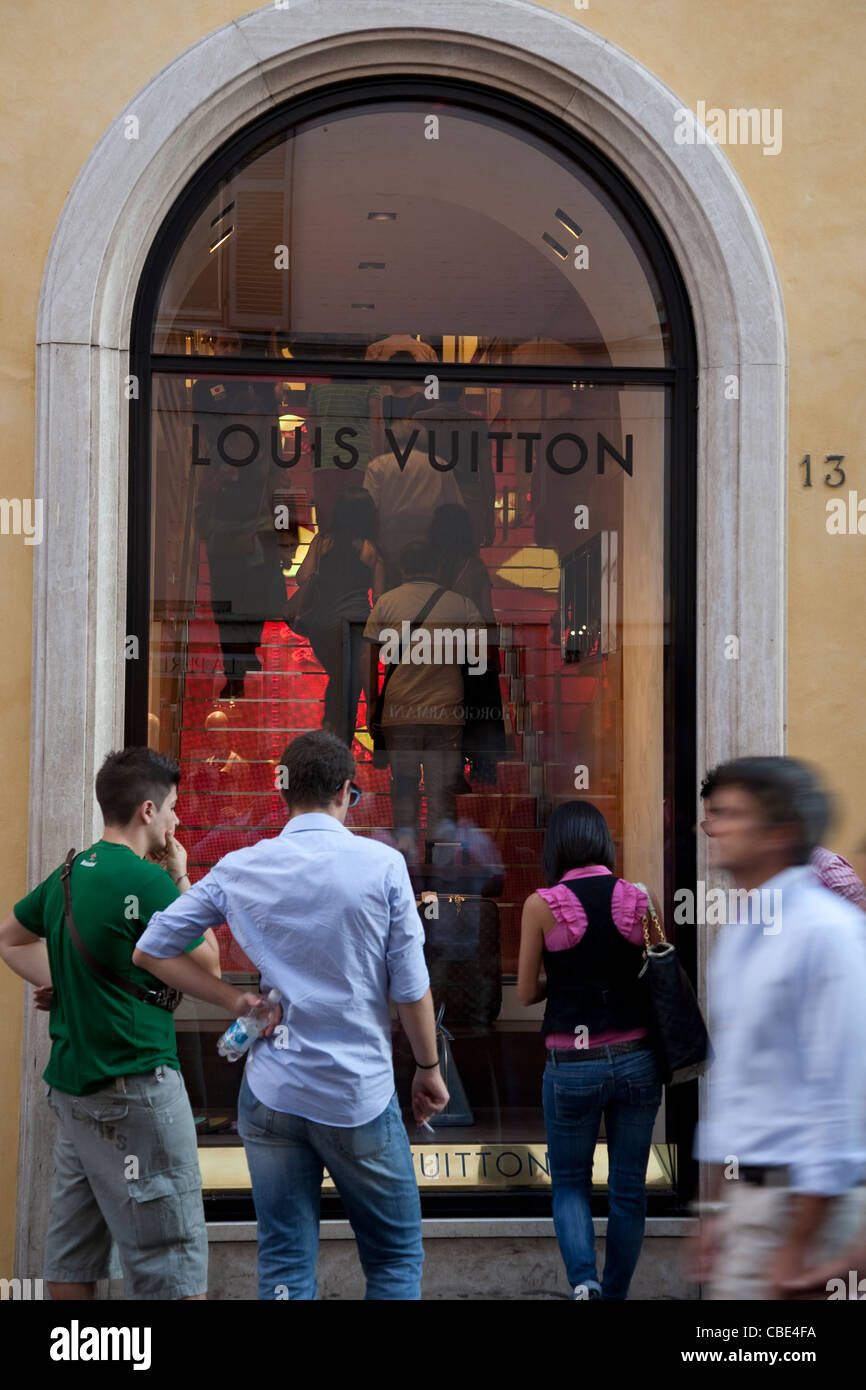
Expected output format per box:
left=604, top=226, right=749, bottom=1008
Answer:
left=542, top=1047, right=662, bottom=1300
left=237, top=1074, right=424, bottom=1300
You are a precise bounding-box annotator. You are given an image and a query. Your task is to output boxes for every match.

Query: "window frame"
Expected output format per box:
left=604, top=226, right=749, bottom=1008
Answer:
left=128, top=74, right=698, bottom=1220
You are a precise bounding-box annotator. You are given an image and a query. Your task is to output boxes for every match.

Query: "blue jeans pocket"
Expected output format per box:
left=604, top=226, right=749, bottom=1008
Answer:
left=330, top=1097, right=393, bottom=1160
left=626, top=1079, right=662, bottom=1107
left=552, top=1078, right=604, bottom=1123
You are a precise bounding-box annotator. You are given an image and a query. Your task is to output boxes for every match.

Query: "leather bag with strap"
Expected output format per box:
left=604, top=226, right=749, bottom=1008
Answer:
left=636, top=882, right=710, bottom=1085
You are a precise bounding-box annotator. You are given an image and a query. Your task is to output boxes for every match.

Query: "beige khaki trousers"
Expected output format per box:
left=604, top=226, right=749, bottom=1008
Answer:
left=707, top=1181, right=866, bottom=1300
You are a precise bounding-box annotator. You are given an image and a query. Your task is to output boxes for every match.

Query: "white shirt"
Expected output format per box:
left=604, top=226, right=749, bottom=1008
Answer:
left=694, top=865, right=866, bottom=1193
left=363, top=447, right=464, bottom=566
left=136, top=814, right=430, bottom=1127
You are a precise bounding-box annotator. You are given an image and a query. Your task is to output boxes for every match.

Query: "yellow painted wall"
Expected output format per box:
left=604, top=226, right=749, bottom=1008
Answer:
left=1, top=0, right=863, bottom=1273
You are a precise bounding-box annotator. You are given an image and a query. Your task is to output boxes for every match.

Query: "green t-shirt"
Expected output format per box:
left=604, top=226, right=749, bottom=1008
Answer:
left=14, top=840, right=204, bottom=1096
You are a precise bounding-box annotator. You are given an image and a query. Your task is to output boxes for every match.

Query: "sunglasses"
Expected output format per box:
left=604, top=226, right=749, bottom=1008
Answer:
left=340, top=780, right=363, bottom=808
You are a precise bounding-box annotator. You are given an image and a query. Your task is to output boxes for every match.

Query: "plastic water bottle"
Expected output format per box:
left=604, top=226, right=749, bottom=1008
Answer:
left=217, top=989, right=280, bottom=1062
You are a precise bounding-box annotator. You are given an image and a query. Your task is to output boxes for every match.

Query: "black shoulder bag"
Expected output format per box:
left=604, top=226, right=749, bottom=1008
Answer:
left=636, top=883, right=710, bottom=1085
left=369, top=586, right=446, bottom=769
left=60, top=849, right=182, bottom=1012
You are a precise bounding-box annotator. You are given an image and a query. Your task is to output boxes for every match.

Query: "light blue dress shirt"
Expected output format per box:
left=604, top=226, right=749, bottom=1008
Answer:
left=136, top=813, right=430, bottom=1127
left=695, top=865, right=866, bottom=1194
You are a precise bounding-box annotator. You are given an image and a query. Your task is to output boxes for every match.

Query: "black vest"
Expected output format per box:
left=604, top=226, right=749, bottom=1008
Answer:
left=541, top=874, right=650, bottom=1037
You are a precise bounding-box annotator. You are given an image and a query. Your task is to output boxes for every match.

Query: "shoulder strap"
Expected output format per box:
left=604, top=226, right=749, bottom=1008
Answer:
left=60, top=850, right=181, bottom=1012
left=380, top=585, right=447, bottom=695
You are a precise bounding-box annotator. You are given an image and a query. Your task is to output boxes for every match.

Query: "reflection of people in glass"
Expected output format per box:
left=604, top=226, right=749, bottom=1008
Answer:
left=429, top=503, right=506, bottom=787
left=363, top=541, right=483, bottom=861
left=304, top=356, right=382, bottom=531
left=192, top=333, right=287, bottom=700
left=363, top=416, right=465, bottom=592
left=429, top=503, right=494, bottom=622
left=517, top=802, right=662, bottom=1301
left=415, top=387, right=496, bottom=547
left=366, top=336, right=438, bottom=461
left=293, top=488, right=384, bottom=746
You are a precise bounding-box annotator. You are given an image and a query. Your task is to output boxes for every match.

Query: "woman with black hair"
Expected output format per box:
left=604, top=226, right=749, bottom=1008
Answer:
left=517, top=801, right=661, bottom=1300
left=291, top=488, right=384, bottom=745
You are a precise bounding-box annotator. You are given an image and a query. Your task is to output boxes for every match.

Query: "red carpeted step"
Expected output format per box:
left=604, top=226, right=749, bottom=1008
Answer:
left=521, top=645, right=563, bottom=677
left=343, top=793, right=394, bottom=828
left=490, top=827, right=544, bottom=862
left=214, top=923, right=258, bottom=975
left=180, top=761, right=280, bottom=796
left=494, top=762, right=529, bottom=793
left=454, top=793, right=537, bottom=830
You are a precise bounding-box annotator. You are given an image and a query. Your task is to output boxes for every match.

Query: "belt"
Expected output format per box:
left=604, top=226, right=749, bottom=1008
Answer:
left=549, top=1039, right=653, bottom=1063
left=112, top=1066, right=169, bottom=1092
left=739, top=1165, right=790, bottom=1188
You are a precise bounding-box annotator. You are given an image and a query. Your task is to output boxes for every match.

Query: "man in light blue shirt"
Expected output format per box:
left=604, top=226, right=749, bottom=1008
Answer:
left=690, top=757, right=866, bottom=1299
left=134, top=730, right=448, bottom=1300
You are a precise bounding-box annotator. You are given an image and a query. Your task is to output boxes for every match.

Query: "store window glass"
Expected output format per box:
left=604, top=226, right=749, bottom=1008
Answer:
left=146, top=365, right=674, bottom=1194
left=133, top=85, right=694, bottom=1206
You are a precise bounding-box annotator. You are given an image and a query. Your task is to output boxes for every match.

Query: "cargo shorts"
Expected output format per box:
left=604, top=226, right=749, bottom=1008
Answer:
left=43, top=1065, right=208, bottom=1299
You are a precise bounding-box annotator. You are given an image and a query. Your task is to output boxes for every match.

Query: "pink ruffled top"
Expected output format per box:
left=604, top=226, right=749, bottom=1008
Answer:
left=536, top=866, right=649, bottom=1049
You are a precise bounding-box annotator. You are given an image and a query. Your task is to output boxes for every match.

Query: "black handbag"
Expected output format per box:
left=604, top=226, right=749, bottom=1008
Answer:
left=636, top=883, right=710, bottom=1086
left=60, top=850, right=183, bottom=1012
left=417, top=890, right=502, bottom=1027
left=427, top=1004, right=474, bottom=1127
left=369, top=586, right=446, bottom=770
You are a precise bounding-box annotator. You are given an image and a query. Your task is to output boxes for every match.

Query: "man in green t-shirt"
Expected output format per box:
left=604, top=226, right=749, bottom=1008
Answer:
left=0, top=746, right=274, bottom=1301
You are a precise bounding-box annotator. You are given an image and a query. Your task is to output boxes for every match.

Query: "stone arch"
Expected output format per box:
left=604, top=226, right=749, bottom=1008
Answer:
left=22, top=0, right=785, bottom=1268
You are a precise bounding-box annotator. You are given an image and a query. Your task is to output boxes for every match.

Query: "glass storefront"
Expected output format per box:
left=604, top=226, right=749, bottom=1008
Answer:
left=129, top=81, right=696, bottom=1210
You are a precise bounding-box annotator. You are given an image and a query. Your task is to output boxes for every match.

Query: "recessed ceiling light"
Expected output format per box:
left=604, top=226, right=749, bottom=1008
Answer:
left=542, top=231, right=568, bottom=260
left=555, top=208, right=582, bottom=238
left=351, top=303, right=376, bottom=310
left=368, top=212, right=397, bottom=221
left=358, top=262, right=386, bottom=270
left=209, top=227, right=234, bottom=253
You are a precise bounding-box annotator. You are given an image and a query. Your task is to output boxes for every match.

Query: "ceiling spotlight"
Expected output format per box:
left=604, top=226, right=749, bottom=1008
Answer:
left=542, top=231, right=568, bottom=260
left=209, top=227, right=234, bottom=253
left=368, top=211, right=397, bottom=221
left=555, top=208, right=582, bottom=238
left=358, top=262, right=386, bottom=270
left=351, top=303, right=376, bottom=310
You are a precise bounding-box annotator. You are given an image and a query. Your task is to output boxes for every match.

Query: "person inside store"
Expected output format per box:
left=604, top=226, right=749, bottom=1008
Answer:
left=365, top=335, right=439, bottom=462
left=363, top=378, right=466, bottom=592
left=289, top=486, right=385, bottom=746
left=428, top=502, right=506, bottom=795
left=0, top=747, right=240, bottom=1301
left=363, top=540, right=484, bottom=862
left=415, top=386, right=496, bottom=548
left=192, top=331, right=287, bottom=700
left=517, top=800, right=662, bottom=1300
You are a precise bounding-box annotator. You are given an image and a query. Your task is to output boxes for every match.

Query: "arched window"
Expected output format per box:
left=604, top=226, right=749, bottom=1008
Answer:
left=129, top=78, right=696, bottom=1210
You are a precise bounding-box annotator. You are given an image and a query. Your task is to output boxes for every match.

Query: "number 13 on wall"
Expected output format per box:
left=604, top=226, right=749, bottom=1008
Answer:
left=799, top=454, right=846, bottom=487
